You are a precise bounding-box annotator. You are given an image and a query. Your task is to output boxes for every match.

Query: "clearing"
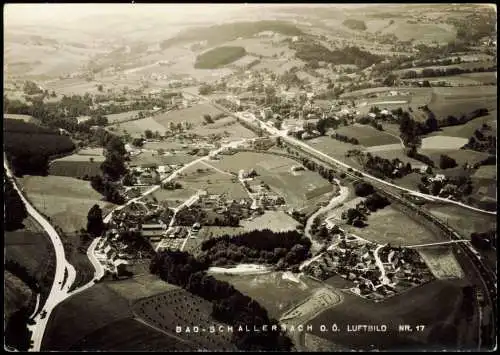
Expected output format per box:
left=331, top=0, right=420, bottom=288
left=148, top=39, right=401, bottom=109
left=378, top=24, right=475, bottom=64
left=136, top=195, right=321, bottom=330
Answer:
left=418, top=246, right=465, bottom=280
left=335, top=124, right=401, bottom=147
left=241, top=210, right=300, bottom=232
left=19, top=175, right=116, bottom=234
left=421, top=136, right=468, bottom=150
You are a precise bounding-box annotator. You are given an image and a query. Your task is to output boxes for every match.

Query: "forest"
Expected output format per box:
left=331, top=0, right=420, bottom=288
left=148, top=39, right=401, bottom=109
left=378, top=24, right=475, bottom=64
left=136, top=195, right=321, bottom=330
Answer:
left=195, top=46, right=247, bottom=69
left=198, top=229, right=312, bottom=269
left=4, top=119, right=75, bottom=176
left=150, top=250, right=293, bottom=351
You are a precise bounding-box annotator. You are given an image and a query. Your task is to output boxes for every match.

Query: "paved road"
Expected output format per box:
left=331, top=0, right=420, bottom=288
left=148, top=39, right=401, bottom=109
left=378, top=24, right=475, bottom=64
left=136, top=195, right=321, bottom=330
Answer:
left=4, top=157, right=77, bottom=351
left=185, top=90, right=495, bottom=216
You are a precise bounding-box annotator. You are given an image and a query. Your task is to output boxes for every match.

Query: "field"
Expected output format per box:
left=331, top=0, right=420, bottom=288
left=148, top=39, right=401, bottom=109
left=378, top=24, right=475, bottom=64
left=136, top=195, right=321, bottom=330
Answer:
left=151, top=186, right=199, bottom=209
left=5, top=271, right=33, bottom=320
left=376, top=21, right=457, bottom=43
left=179, top=162, right=249, bottom=199
left=418, top=247, right=465, bottom=280
left=404, top=72, right=497, bottom=87
left=5, top=216, right=55, bottom=313
left=19, top=175, right=116, bottom=234
left=328, top=203, right=439, bottom=246
left=420, top=136, right=468, bottom=150
left=428, top=86, right=497, bottom=119
left=130, top=150, right=198, bottom=166
left=212, top=151, right=333, bottom=209
left=49, top=160, right=103, bottom=178
left=472, top=165, right=496, bottom=180
left=132, top=288, right=235, bottom=350
left=183, top=226, right=248, bottom=253
left=425, top=203, right=497, bottom=237
left=307, top=136, right=365, bottom=160
left=335, top=124, right=401, bottom=147
left=241, top=210, right=300, bottom=232
left=212, top=272, right=321, bottom=319
left=106, top=110, right=143, bottom=124
left=111, top=116, right=167, bottom=137
left=194, top=46, right=246, bottom=69
left=308, top=280, right=470, bottom=350
left=428, top=111, right=497, bottom=139
left=191, top=117, right=256, bottom=140
left=153, top=103, right=224, bottom=129
left=421, top=148, right=490, bottom=168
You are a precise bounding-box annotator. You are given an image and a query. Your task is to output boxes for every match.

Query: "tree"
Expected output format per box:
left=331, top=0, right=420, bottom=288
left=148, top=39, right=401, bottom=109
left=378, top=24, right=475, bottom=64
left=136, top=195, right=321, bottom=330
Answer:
left=4, top=177, right=28, bottom=231
left=439, top=154, right=457, bottom=169
left=132, top=138, right=144, bottom=147
left=97, top=84, right=103, bottom=92
left=354, top=182, right=374, bottom=197
left=101, top=152, right=127, bottom=181
left=87, top=204, right=104, bottom=238
left=203, top=114, right=214, bottom=124
left=144, top=130, right=153, bottom=139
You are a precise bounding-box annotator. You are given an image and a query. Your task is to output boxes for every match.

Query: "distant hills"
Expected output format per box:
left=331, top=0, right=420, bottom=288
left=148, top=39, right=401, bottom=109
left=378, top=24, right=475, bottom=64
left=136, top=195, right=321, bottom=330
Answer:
left=160, top=20, right=303, bottom=49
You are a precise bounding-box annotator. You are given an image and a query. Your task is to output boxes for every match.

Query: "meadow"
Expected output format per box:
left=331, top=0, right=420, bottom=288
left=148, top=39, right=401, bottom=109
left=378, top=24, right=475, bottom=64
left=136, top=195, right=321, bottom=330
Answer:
left=418, top=247, right=465, bottom=280
left=336, top=124, right=401, bottom=147
left=241, top=210, right=301, bottom=232
left=20, top=175, right=116, bottom=234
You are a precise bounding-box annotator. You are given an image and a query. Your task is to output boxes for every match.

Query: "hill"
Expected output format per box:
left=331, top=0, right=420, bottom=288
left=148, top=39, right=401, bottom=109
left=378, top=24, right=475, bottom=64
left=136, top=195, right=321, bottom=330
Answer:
left=194, top=46, right=247, bottom=69
left=160, top=20, right=303, bottom=49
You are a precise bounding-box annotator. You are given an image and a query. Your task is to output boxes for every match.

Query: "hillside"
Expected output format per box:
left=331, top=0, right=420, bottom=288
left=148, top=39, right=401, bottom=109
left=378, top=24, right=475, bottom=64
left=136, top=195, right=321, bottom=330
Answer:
left=342, top=19, right=367, bottom=31
left=160, top=20, right=303, bottom=49
left=194, top=46, right=247, bottom=69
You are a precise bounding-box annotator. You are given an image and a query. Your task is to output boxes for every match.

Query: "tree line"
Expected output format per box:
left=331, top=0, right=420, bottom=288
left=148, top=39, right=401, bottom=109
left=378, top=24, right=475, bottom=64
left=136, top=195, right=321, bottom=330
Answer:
left=150, top=250, right=293, bottom=351
left=198, top=229, right=311, bottom=270
left=4, top=172, right=28, bottom=231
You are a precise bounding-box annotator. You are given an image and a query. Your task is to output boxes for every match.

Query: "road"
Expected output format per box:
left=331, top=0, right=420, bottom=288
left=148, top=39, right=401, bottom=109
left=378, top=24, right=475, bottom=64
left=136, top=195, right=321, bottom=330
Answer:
left=185, top=90, right=495, bottom=216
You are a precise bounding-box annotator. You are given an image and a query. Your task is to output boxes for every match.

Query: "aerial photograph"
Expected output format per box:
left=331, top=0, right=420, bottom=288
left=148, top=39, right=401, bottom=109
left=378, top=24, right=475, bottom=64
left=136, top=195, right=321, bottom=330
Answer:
left=3, top=3, right=497, bottom=352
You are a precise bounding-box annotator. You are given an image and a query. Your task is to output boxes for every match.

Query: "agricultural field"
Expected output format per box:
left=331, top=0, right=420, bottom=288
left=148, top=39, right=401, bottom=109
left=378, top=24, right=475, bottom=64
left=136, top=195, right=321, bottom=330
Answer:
left=211, top=151, right=333, bottom=209
left=328, top=203, right=439, bottom=246
left=111, top=116, right=167, bottom=137
left=129, top=150, right=198, bottom=166
left=5, top=216, right=55, bottom=310
left=301, top=136, right=361, bottom=161
left=308, top=280, right=470, bottom=350
left=425, top=203, right=497, bottom=237
left=49, top=157, right=104, bottom=178
left=369, top=20, right=457, bottom=43
left=403, top=72, right=497, bottom=87
left=153, top=103, right=225, bottom=129
left=472, top=165, right=496, bottom=180
left=428, top=86, right=497, bottom=119
left=335, top=124, right=401, bottom=147
left=241, top=210, right=301, bottom=232
left=420, top=136, right=468, bottom=150
left=191, top=117, right=256, bottom=140
left=5, top=271, right=33, bottom=320
left=183, top=226, right=248, bottom=253
left=106, top=110, right=143, bottom=124
left=420, top=148, right=490, bottom=168
left=428, top=111, right=497, bottom=139
left=418, top=247, right=465, bottom=280
left=151, top=186, right=199, bottom=209
left=213, top=272, right=322, bottom=319
left=133, top=288, right=235, bottom=350
left=43, top=282, right=181, bottom=351
left=179, top=161, right=248, bottom=198
left=19, top=175, right=116, bottom=234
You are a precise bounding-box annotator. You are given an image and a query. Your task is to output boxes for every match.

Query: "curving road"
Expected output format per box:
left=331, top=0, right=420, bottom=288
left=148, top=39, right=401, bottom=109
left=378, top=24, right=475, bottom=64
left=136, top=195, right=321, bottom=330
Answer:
left=185, top=89, right=495, bottom=216
left=4, top=156, right=77, bottom=351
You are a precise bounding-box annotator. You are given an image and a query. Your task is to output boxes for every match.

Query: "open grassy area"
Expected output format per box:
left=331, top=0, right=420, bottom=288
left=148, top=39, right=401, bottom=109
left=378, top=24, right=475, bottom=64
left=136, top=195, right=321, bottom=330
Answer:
left=428, top=86, right=497, bottom=119
left=418, top=246, right=465, bottom=280
left=130, top=150, right=198, bottom=166
left=112, top=116, right=168, bottom=137
left=241, top=211, right=300, bottom=232
left=425, top=203, right=497, bottom=237
left=133, top=287, right=235, bottom=350
left=49, top=160, right=103, bottom=178
left=428, top=111, right=497, bottom=139
left=212, top=272, right=321, bottom=319
left=191, top=117, right=256, bottom=140
left=309, top=280, right=470, bottom=350
left=329, top=203, right=439, bottom=246
left=472, top=165, right=496, bottom=180
left=151, top=186, right=199, bottom=209
left=106, top=110, right=143, bottom=124
left=212, top=151, right=333, bottom=209
left=5, top=216, right=55, bottom=312
left=153, top=103, right=224, bottom=129
left=336, top=124, right=400, bottom=147
left=420, top=148, right=490, bottom=167
left=179, top=162, right=248, bottom=199
left=19, top=175, right=116, bottom=234
left=307, top=136, right=364, bottom=160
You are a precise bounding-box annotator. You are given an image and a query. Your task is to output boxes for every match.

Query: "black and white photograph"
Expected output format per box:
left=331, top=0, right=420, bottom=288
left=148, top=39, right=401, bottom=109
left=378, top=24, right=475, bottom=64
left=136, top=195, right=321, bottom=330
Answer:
left=3, top=3, right=497, bottom=352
